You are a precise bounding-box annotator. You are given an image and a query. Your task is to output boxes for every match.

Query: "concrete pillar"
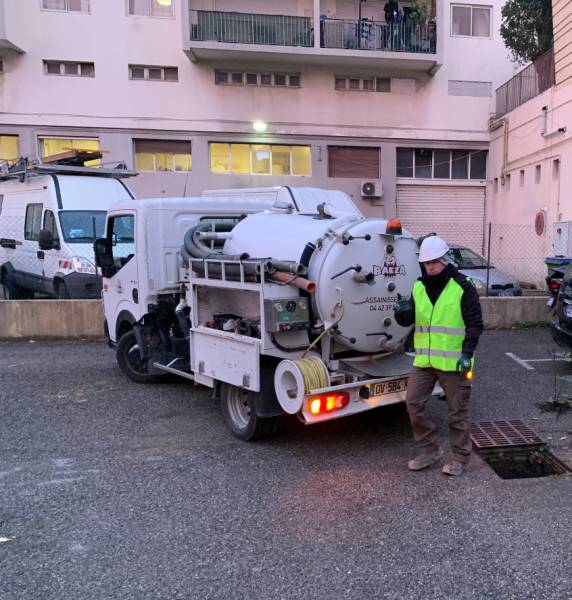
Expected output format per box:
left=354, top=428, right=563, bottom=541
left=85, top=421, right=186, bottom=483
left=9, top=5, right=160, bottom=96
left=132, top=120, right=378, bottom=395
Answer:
left=313, top=0, right=320, bottom=48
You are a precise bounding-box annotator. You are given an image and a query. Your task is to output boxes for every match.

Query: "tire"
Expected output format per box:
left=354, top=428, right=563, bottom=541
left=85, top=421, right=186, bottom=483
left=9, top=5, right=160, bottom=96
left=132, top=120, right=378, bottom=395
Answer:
left=220, top=383, right=282, bottom=441
left=2, top=272, right=33, bottom=300
left=116, top=329, right=163, bottom=384
left=54, top=280, right=70, bottom=299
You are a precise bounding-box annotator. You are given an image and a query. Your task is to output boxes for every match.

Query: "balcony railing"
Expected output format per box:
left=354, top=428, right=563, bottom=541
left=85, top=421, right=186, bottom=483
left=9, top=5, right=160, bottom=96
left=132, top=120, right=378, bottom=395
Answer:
left=190, top=10, right=313, bottom=47
left=189, top=11, right=437, bottom=55
left=495, top=48, right=555, bottom=117
left=321, top=19, right=436, bottom=54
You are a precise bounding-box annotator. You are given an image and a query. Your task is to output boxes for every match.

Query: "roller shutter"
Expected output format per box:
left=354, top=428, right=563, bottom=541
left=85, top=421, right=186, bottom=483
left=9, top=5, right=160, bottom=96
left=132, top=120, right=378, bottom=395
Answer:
left=396, top=185, right=485, bottom=252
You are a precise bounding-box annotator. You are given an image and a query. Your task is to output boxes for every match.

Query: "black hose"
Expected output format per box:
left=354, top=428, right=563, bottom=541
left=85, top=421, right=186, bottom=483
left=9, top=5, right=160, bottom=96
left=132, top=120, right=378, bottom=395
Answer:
left=271, top=333, right=308, bottom=353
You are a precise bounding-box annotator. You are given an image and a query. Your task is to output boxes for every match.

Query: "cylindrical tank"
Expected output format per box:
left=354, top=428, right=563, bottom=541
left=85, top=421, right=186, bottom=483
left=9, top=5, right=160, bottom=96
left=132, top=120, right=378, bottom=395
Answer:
left=224, top=212, right=421, bottom=353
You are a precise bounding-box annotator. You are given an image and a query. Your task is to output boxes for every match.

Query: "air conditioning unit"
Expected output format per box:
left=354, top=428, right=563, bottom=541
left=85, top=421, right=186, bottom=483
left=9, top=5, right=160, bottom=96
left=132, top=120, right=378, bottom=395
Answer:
left=361, top=180, right=383, bottom=199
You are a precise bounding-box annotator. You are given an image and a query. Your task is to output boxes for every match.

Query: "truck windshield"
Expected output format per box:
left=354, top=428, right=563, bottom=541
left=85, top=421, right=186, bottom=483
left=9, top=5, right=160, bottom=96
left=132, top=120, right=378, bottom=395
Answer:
left=59, top=211, right=106, bottom=243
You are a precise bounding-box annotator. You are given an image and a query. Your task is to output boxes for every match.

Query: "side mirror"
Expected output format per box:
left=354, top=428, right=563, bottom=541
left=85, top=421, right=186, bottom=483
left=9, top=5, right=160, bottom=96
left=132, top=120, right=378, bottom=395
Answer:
left=38, top=229, right=58, bottom=250
left=94, top=238, right=116, bottom=278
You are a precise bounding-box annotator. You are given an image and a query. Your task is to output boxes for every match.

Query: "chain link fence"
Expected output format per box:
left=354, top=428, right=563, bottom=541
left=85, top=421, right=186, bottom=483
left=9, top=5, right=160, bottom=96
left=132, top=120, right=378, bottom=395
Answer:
left=485, top=223, right=548, bottom=294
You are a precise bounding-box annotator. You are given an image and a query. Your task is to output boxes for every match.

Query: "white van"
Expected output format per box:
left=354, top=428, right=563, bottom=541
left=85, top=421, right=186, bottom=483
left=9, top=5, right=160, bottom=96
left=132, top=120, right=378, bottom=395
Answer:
left=0, top=161, right=136, bottom=299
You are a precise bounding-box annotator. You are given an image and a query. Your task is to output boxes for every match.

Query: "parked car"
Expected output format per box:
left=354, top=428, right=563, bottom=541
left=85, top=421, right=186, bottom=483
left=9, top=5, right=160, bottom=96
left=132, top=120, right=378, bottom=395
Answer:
left=446, top=245, right=522, bottom=297
left=549, top=262, right=572, bottom=349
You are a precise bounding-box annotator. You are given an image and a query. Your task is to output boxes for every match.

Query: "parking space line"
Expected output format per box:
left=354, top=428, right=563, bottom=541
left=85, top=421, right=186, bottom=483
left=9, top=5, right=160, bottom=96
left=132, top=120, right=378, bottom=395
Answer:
left=505, top=352, right=535, bottom=371
left=525, top=358, right=568, bottom=363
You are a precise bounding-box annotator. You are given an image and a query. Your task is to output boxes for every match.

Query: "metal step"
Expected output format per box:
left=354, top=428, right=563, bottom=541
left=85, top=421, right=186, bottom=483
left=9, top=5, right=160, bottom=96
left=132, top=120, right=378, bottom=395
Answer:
left=153, top=359, right=195, bottom=381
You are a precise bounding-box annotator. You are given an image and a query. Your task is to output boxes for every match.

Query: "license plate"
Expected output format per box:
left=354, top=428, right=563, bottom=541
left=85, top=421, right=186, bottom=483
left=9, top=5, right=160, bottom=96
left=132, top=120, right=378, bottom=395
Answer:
left=369, top=377, right=408, bottom=398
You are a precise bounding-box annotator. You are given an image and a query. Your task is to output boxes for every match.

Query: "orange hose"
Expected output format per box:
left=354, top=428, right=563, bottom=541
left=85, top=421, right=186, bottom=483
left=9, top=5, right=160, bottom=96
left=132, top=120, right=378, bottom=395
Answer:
left=270, top=271, right=316, bottom=293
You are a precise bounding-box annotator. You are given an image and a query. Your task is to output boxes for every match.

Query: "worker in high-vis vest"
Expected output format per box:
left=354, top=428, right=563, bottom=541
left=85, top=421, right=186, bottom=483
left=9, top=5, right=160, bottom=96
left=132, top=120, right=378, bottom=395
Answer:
left=394, top=235, right=483, bottom=476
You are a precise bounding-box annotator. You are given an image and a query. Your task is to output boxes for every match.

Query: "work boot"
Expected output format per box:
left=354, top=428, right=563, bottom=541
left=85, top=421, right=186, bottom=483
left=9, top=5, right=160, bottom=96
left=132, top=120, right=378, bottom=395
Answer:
left=407, top=448, right=443, bottom=471
left=442, top=459, right=465, bottom=476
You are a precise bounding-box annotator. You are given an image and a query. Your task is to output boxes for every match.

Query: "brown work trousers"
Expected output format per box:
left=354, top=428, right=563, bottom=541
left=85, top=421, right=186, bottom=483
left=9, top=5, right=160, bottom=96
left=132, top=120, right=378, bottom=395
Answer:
left=405, top=366, right=472, bottom=463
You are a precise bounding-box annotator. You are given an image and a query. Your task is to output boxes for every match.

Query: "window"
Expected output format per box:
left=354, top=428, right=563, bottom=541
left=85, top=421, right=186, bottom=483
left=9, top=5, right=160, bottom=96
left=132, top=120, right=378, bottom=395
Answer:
left=129, top=65, right=178, bottom=82
left=396, top=148, right=487, bottom=180
left=451, top=5, right=491, bottom=38
left=42, top=0, right=90, bottom=12
left=0, top=135, right=19, bottom=164
left=520, top=169, right=525, bottom=186
left=506, top=173, right=511, bottom=190
left=209, top=143, right=311, bottom=176
left=535, top=165, right=542, bottom=183
left=44, top=60, right=95, bottom=77
left=25, top=204, right=43, bottom=241
left=214, top=70, right=301, bottom=88
left=134, top=139, right=192, bottom=172
left=553, top=159, right=560, bottom=180
left=335, top=76, right=414, bottom=93
left=59, top=211, right=105, bottom=242
left=493, top=178, right=498, bottom=193
left=328, top=146, right=380, bottom=178
left=39, top=137, right=100, bottom=166
left=128, top=0, right=174, bottom=18
left=107, top=215, right=135, bottom=273
left=43, top=210, right=60, bottom=243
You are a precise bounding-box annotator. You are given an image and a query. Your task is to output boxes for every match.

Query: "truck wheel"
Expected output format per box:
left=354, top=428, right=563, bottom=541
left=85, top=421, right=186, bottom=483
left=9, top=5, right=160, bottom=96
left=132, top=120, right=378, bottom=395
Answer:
left=116, top=330, right=162, bottom=384
left=2, top=273, right=33, bottom=299
left=220, top=383, right=281, bottom=441
left=54, top=280, right=71, bottom=299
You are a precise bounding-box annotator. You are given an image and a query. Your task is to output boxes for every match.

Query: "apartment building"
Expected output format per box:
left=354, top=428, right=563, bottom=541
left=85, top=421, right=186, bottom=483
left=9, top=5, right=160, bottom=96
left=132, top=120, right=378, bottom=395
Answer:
left=487, top=0, right=571, bottom=284
left=0, top=0, right=513, bottom=250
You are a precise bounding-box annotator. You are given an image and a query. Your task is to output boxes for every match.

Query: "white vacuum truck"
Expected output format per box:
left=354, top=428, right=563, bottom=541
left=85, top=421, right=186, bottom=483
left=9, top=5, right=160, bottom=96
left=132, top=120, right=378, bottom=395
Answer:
left=95, top=190, right=421, bottom=440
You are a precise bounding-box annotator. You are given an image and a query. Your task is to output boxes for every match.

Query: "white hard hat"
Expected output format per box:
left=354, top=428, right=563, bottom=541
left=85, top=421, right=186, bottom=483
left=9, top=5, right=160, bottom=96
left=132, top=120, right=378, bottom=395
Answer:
left=418, top=235, right=449, bottom=263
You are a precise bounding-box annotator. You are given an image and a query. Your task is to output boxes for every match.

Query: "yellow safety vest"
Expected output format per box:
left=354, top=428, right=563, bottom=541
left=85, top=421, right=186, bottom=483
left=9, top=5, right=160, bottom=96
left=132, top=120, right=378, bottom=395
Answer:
left=412, top=278, right=472, bottom=372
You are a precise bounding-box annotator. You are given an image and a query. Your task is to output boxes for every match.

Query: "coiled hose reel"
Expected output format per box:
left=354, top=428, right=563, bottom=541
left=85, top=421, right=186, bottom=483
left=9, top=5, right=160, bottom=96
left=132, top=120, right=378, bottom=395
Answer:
left=274, top=357, right=330, bottom=414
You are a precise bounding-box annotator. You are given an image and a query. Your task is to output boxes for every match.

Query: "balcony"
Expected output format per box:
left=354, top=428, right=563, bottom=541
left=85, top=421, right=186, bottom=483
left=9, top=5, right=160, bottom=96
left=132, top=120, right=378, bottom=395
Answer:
left=185, top=10, right=439, bottom=73
left=0, top=1, right=24, bottom=53
left=495, top=49, right=555, bottom=117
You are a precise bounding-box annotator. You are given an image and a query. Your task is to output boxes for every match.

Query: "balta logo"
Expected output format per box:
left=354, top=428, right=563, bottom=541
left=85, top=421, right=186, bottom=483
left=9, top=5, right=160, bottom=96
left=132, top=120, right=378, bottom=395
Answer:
left=373, top=254, right=406, bottom=278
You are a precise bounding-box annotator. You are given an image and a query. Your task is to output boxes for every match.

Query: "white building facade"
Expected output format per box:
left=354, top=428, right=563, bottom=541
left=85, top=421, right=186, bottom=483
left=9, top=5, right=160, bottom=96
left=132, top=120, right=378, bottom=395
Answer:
left=0, top=0, right=514, bottom=251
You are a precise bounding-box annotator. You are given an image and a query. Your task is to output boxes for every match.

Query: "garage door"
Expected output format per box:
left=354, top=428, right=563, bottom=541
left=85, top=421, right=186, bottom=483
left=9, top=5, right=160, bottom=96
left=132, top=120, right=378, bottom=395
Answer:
left=396, top=185, right=485, bottom=253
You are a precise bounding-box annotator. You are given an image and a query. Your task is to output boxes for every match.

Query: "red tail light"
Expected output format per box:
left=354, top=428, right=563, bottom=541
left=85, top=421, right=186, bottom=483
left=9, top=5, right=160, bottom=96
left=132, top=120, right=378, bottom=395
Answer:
left=550, top=279, right=562, bottom=290
left=308, top=393, right=350, bottom=415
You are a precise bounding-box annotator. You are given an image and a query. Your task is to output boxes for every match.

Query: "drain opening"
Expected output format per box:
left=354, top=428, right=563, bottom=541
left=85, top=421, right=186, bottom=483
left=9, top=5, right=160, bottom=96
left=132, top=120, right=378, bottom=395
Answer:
left=477, top=445, right=570, bottom=480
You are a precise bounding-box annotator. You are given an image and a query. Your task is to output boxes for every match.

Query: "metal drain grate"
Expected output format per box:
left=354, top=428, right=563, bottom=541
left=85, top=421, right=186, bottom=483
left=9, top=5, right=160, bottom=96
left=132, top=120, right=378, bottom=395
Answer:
left=470, top=420, right=544, bottom=449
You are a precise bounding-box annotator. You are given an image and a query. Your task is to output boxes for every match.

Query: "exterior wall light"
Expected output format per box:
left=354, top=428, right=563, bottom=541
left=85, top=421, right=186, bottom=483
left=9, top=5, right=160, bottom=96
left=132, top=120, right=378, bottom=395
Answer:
left=156, top=0, right=172, bottom=5
left=253, top=120, right=268, bottom=133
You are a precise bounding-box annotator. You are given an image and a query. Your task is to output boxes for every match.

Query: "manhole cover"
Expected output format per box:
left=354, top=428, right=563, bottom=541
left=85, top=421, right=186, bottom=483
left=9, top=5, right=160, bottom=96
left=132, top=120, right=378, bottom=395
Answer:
left=470, top=420, right=544, bottom=449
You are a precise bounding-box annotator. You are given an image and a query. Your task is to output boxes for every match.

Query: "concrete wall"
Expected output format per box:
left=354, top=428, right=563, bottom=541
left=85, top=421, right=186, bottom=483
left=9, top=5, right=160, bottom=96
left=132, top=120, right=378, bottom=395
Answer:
left=0, top=300, right=104, bottom=339
left=0, top=297, right=551, bottom=339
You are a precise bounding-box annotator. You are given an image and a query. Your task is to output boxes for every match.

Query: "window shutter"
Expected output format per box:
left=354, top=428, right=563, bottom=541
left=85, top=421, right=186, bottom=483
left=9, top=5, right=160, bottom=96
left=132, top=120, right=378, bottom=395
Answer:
left=328, top=146, right=380, bottom=178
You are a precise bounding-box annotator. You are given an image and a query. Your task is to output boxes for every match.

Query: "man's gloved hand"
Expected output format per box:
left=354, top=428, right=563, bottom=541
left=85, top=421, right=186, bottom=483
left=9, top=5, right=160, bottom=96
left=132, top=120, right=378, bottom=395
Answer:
left=456, top=353, right=472, bottom=373
left=394, top=294, right=414, bottom=327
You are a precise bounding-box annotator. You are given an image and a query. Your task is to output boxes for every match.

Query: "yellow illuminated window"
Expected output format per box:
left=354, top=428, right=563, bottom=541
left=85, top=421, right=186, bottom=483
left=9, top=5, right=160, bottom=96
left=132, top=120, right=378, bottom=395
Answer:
left=292, top=146, right=311, bottom=176
left=230, top=144, right=249, bottom=174
left=210, top=143, right=230, bottom=173
left=134, top=140, right=192, bottom=172
left=210, top=143, right=311, bottom=176
left=251, top=145, right=271, bottom=175
left=272, top=146, right=291, bottom=175
left=0, top=135, right=19, bottom=163
left=40, top=137, right=100, bottom=166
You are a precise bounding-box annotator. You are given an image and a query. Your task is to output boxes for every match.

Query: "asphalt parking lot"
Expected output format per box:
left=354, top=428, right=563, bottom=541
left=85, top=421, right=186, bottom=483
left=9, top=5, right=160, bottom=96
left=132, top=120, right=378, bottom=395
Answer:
left=1, top=329, right=571, bottom=600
